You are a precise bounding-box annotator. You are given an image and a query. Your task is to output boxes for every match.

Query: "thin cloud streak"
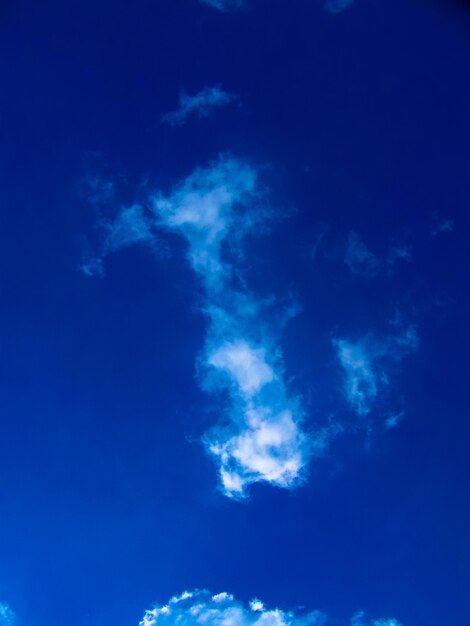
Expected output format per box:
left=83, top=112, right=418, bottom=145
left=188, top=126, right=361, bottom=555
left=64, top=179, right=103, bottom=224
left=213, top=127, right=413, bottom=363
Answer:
left=139, top=589, right=402, bottom=626
left=161, top=86, right=235, bottom=126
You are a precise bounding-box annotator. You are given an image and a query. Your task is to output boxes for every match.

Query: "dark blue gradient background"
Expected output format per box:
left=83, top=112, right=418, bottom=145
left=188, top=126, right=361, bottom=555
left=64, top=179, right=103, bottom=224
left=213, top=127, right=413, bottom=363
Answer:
left=0, top=1, right=469, bottom=625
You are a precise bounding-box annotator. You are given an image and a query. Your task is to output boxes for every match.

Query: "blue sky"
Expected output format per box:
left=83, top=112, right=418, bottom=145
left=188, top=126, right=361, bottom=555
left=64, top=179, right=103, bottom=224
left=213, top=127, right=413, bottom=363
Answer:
left=0, top=1, right=469, bottom=625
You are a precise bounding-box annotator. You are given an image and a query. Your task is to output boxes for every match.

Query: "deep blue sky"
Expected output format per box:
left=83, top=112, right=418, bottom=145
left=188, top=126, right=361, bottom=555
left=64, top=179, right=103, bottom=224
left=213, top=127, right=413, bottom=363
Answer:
left=0, top=1, right=469, bottom=626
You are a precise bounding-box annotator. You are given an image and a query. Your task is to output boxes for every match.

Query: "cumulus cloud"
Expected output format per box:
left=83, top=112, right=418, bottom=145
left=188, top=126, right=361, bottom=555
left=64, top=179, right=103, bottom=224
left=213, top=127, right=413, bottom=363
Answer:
left=333, top=326, right=418, bottom=419
left=83, top=156, right=317, bottom=498
left=0, top=603, right=17, bottom=626
left=343, top=231, right=411, bottom=279
left=139, top=590, right=402, bottom=626
left=161, top=86, right=235, bottom=126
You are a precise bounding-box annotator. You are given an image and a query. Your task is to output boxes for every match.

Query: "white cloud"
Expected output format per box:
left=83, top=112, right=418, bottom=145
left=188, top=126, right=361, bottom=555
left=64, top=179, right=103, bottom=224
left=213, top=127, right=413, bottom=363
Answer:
left=0, top=603, right=17, bottom=626
left=208, top=340, right=274, bottom=396
left=139, top=590, right=402, bottom=626
left=153, top=157, right=259, bottom=284
left=333, top=326, right=418, bottom=420
left=151, top=158, right=314, bottom=497
left=82, top=155, right=421, bottom=494
left=162, top=86, right=235, bottom=126
left=208, top=406, right=310, bottom=496
left=83, top=156, right=317, bottom=498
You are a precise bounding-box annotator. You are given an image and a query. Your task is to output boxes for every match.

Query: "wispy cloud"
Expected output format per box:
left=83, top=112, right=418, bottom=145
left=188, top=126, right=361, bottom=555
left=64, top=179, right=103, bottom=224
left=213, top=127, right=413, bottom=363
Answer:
left=333, top=339, right=378, bottom=417
left=139, top=589, right=402, bottom=626
left=311, top=225, right=329, bottom=261
left=83, top=156, right=322, bottom=498
left=0, top=603, right=17, bottom=626
left=81, top=204, right=158, bottom=277
left=343, top=231, right=411, bottom=279
left=431, top=213, right=454, bottom=237
left=82, top=158, right=417, bottom=495
left=200, top=0, right=244, bottom=11
left=323, top=0, right=355, bottom=13
left=351, top=612, right=403, bottom=626
left=153, top=157, right=316, bottom=497
left=344, top=231, right=382, bottom=278
left=161, top=86, right=235, bottom=126
left=384, top=410, right=405, bottom=430
left=333, top=325, right=418, bottom=419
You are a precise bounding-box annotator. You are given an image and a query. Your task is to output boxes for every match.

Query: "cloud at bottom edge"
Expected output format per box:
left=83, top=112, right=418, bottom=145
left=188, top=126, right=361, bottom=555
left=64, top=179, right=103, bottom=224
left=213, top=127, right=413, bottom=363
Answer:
left=139, top=590, right=403, bottom=626
left=0, top=603, right=17, bottom=626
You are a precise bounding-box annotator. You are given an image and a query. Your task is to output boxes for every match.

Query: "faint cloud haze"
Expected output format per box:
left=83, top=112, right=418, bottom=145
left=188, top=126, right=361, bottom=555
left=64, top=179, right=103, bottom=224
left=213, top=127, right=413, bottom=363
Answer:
left=351, top=612, right=403, bottom=626
left=161, top=86, right=235, bottom=126
left=431, top=213, right=454, bottom=236
left=0, top=604, right=16, bottom=626
left=81, top=204, right=157, bottom=277
left=201, top=0, right=355, bottom=13
left=333, top=325, right=418, bottom=420
left=343, top=231, right=412, bottom=278
left=200, top=0, right=244, bottom=11
left=344, top=231, right=382, bottom=278
left=139, top=590, right=402, bottom=626
left=323, top=0, right=355, bottom=13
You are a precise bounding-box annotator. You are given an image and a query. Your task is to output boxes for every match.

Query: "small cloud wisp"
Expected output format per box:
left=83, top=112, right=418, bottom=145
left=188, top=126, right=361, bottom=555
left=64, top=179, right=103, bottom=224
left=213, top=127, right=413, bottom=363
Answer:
left=323, top=0, right=355, bottom=13
left=333, top=326, right=418, bottom=419
left=161, top=86, right=235, bottom=126
left=343, top=231, right=411, bottom=279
